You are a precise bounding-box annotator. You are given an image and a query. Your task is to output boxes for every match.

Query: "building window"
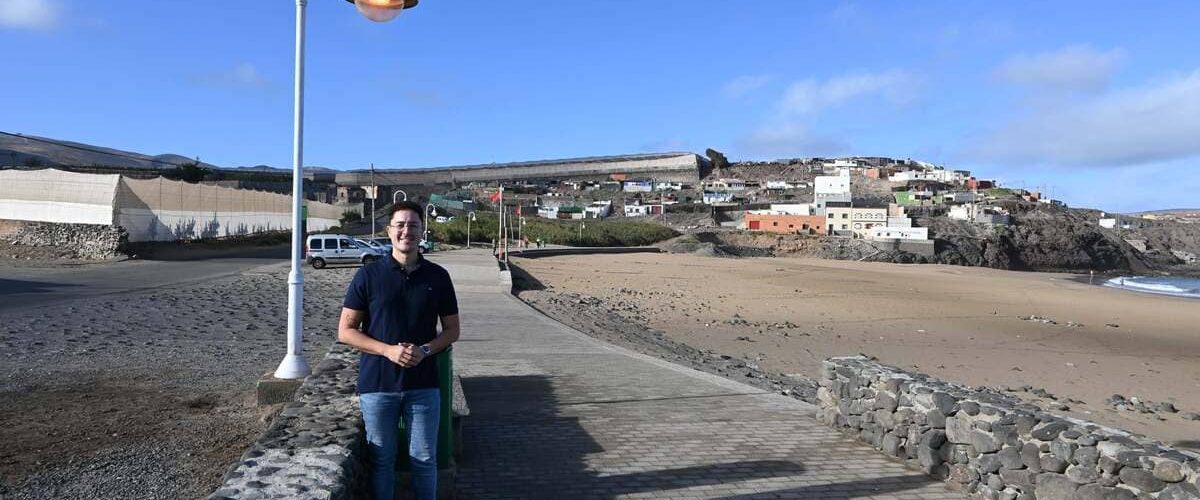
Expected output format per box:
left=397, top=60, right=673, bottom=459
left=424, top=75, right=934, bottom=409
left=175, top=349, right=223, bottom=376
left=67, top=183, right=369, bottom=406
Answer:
left=842, top=213, right=848, bottom=218
left=772, top=221, right=778, bottom=226
left=802, top=224, right=809, bottom=230
left=788, top=224, right=794, bottom=228
left=828, top=213, right=834, bottom=218
left=841, top=224, right=848, bottom=230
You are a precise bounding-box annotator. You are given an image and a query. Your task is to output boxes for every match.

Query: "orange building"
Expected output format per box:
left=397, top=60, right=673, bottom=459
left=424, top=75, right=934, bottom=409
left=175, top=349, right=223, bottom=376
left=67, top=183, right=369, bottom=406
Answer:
left=745, top=213, right=826, bottom=235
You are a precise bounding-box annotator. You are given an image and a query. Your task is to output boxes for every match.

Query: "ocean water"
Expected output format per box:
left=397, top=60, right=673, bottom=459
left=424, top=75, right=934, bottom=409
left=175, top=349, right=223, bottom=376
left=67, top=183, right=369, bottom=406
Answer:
left=1103, top=276, right=1200, bottom=299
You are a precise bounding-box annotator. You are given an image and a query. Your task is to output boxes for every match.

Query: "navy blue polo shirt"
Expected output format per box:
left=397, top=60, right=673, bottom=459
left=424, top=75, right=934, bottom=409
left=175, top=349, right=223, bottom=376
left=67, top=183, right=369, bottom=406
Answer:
left=343, top=255, right=458, bottom=394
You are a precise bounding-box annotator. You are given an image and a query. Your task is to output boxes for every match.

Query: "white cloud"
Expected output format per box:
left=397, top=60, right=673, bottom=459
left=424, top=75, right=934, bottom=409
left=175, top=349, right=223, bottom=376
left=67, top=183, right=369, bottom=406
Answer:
left=778, top=70, right=917, bottom=115
left=721, top=75, right=772, bottom=99
left=969, top=69, right=1200, bottom=167
left=738, top=122, right=848, bottom=158
left=196, top=63, right=272, bottom=89
left=0, top=0, right=59, bottom=30
left=996, top=45, right=1125, bottom=91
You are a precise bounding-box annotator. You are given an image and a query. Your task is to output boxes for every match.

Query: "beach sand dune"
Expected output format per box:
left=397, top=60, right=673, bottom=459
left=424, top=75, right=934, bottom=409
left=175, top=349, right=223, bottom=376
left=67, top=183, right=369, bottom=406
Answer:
left=512, top=253, right=1200, bottom=448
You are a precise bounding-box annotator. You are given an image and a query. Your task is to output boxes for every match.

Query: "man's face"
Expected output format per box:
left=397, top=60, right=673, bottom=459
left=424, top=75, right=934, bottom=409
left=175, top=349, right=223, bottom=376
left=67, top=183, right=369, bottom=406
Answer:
left=388, top=209, right=423, bottom=253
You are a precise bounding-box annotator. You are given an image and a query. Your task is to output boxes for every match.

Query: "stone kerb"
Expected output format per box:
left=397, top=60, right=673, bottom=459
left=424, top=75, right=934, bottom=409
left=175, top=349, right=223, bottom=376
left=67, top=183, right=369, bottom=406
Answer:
left=817, top=356, right=1200, bottom=500
left=209, top=343, right=366, bottom=500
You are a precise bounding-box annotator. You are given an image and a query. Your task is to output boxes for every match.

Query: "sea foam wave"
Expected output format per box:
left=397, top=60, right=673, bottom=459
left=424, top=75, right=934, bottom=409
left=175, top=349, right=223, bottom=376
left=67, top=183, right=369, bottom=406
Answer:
left=1103, top=276, right=1200, bottom=298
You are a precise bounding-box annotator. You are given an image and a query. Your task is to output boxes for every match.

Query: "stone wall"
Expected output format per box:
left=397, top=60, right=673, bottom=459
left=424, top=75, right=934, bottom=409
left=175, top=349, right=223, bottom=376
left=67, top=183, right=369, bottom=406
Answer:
left=7, top=220, right=127, bottom=259
left=209, top=343, right=366, bottom=500
left=817, top=356, right=1200, bottom=499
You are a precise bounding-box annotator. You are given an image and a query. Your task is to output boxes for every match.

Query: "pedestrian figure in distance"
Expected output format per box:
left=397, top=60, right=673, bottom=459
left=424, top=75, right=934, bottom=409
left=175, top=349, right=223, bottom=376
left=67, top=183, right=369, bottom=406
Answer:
left=338, top=201, right=461, bottom=500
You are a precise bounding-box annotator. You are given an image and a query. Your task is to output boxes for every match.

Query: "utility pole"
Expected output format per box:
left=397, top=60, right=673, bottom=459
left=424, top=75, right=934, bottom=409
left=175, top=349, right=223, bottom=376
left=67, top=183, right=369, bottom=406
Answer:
left=370, top=162, right=376, bottom=236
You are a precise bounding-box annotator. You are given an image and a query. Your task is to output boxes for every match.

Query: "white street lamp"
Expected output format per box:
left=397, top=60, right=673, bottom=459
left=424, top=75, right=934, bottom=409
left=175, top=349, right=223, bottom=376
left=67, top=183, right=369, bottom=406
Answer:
left=518, top=216, right=525, bottom=247
left=275, top=0, right=418, bottom=380
left=578, top=220, right=586, bottom=245
left=424, top=204, right=437, bottom=243
left=393, top=189, right=407, bottom=204
left=466, top=211, right=476, bottom=248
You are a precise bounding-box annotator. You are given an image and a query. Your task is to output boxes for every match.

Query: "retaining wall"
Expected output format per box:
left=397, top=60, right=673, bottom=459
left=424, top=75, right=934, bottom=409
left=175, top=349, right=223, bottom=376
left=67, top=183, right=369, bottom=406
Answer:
left=210, top=343, right=366, bottom=500
left=817, top=356, right=1200, bottom=499
left=7, top=221, right=127, bottom=259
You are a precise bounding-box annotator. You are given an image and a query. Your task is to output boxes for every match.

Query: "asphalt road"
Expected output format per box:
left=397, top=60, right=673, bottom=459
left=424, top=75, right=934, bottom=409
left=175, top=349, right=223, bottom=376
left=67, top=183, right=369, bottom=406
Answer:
left=0, top=245, right=295, bottom=313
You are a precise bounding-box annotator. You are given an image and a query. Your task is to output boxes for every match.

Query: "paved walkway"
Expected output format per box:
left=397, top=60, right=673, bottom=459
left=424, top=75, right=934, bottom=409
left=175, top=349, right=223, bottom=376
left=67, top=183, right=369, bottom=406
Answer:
left=433, top=250, right=965, bottom=500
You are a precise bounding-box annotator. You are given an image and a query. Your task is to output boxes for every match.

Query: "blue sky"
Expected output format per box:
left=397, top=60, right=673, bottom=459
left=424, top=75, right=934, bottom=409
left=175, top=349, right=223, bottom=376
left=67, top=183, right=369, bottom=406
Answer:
left=2, top=0, right=1198, bottom=212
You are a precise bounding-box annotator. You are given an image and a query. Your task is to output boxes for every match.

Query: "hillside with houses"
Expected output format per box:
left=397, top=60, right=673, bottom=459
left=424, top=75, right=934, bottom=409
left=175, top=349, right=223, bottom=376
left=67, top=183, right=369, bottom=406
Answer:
left=425, top=155, right=1200, bottom=276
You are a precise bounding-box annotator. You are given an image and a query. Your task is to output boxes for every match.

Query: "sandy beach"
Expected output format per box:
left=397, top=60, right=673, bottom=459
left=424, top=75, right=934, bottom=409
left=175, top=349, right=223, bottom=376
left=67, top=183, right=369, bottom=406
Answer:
left=510, top=253, right=1200, bottom=449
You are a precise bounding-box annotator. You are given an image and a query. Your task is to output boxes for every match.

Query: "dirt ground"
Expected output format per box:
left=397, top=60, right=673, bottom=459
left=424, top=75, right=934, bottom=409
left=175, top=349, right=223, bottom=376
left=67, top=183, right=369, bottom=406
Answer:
left=0, top=258, right=353, bottom=499
left=510, top=253, right=1200, bottom=450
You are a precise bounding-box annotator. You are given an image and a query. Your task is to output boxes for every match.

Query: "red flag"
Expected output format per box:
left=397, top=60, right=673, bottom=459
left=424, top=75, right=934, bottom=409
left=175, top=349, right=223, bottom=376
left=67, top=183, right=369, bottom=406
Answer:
left=489, top=191, right=501, bottom=203
left=516, top=205, right=522, bottom=216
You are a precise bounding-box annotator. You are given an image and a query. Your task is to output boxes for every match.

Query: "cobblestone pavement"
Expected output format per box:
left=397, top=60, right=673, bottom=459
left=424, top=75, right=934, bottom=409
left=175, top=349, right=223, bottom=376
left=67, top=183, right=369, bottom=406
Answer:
left=432, top=250, right=966, bottom=500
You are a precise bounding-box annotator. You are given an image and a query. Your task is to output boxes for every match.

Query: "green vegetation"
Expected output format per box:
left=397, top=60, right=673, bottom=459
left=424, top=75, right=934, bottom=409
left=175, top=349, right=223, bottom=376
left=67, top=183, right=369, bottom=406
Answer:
left=425, top=213, right=678, bottom=247
left=989, top=187, right=1014, bottom=197
left=339, top=210, right=363, bottom=226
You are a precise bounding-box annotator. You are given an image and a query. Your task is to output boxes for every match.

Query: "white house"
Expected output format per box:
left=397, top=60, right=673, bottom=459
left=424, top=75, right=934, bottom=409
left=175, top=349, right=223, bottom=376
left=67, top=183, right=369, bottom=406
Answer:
left=823, top=159, right=857, bottom=169
left=654, top=181, right=684, bottom=191
left=622, top=180, right=653, bottom=192
left=705, top=178, right=746, bottom=191
left=814, top=171, right=852, bottom=209
left=1099, top=218, right=1117, bottom=229
left=889, top=170, right=938, bottom=182
left=769, top=203, right=817, bottom=215
left=950, top=204, right=1011, bottom=225
left=868, top=226, right=929, bottom=241
left=703, top=191, right=734, bottom=204
left=585, top=200, right=612, bottom=219
left=943, top=192, right=980, bottom=204
left=624, top=203, right=663, bottom=217
left=765, top=180, right=800, bottom=190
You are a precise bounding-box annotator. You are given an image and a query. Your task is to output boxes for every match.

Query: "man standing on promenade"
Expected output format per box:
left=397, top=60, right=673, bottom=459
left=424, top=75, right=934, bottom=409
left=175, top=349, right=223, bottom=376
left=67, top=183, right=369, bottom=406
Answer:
left=338, top=201, right=460, bottom=500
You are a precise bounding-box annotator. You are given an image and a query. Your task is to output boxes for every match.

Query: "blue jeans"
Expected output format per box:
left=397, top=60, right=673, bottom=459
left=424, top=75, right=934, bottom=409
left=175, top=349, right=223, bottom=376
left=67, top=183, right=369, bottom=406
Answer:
left=360, top=389, right=441, bottom=500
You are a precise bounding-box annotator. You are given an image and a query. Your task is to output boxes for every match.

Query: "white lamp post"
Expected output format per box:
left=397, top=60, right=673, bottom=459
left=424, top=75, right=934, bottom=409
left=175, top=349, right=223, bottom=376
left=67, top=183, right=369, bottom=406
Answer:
left=275, top=0, right=418, bottom=380
left=393, top=189, right=407, bottom=204
left=424, top=204, right=437, bottom=243
left=466, top=211, right=476, bottom=248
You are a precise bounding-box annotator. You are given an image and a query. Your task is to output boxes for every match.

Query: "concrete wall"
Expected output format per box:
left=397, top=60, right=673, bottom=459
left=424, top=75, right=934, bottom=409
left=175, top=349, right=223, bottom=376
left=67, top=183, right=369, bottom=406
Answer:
left=335, top=153, right=703, bottom=187
left=818, top=357, right=1200, bottom=500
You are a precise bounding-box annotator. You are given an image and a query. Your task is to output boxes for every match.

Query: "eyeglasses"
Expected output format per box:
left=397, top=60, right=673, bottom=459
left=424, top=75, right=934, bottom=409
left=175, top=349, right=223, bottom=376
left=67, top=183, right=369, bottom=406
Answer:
left=388, top=222, right=422, bottom=231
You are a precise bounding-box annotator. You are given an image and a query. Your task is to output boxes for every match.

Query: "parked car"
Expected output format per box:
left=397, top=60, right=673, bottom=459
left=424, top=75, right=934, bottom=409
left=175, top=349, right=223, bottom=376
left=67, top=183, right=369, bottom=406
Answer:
left=305, top=234, right=380, bottom=269
left=355, top=238, right=388, bottom=255
left=368, top=236, right=429, bottom=254
left=369, top=237, right=393, bottom=253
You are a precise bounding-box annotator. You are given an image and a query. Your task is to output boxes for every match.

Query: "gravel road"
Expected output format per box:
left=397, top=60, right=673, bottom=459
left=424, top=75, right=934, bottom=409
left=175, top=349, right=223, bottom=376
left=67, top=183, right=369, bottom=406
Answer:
left=0, top=260, right=357, bottom=499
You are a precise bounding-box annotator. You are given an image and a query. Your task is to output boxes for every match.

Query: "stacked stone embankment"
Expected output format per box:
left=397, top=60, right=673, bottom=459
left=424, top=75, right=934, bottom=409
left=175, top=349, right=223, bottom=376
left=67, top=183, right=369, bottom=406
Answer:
left=817, top=356, right=1200, bottom=499
left=209, top=344, right=365, bottom=500
left=8, top=221, right=126, bottom=259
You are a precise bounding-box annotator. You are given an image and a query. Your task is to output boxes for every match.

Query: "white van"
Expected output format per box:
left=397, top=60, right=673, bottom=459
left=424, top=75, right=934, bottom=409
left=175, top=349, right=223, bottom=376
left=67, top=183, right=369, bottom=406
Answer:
left=306, top=234, right=380, bottom=269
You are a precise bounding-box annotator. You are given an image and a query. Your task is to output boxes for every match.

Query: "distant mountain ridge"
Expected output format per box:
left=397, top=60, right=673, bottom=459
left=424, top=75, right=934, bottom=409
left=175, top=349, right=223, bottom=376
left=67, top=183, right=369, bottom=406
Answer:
left=0, top=131, right=334, bottom=174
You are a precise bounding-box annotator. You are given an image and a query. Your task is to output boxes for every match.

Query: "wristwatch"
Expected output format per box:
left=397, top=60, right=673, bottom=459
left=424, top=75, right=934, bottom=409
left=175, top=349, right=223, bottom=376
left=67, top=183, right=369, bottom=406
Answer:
left=419, top=344, right=433, bottom=357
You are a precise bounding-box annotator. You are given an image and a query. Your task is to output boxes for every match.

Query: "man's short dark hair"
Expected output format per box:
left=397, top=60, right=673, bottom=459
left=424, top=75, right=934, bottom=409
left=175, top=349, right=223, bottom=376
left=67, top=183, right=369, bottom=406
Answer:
left=390, top=200, right=424, bottom=220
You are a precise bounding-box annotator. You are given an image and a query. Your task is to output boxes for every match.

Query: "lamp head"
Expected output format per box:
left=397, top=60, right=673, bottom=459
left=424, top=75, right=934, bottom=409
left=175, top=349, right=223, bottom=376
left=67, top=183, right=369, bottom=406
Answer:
left=347, top=0, right=418, bottom=23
